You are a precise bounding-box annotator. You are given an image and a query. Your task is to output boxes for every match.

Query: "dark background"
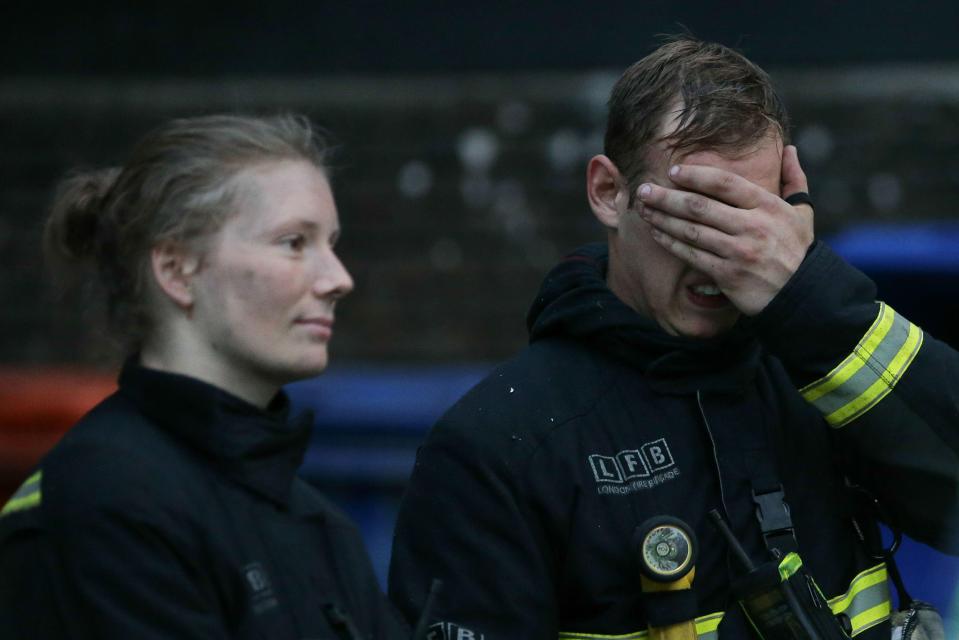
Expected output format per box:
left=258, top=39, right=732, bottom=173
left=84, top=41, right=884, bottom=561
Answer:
left=6, top=1, right=959, bottom=75
left=5, top=1, right=959, bottom=366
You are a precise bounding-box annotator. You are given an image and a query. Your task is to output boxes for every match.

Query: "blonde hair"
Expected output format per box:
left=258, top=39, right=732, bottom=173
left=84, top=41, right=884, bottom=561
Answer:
left=44, top=113, right=331, bottom=352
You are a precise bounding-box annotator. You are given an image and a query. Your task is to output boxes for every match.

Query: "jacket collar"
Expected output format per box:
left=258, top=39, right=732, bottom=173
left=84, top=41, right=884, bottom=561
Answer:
left=117, top=360, right=314, bottom=507
left=527, top=242, right=761, bottom=394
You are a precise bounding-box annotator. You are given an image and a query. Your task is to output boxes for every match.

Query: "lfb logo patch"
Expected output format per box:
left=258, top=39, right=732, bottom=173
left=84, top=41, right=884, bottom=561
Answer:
left=427, top=622, right=486, bottom=639
left=588, top=438, right=676, bottom=485
left=242, top=562, right=279, bottom=614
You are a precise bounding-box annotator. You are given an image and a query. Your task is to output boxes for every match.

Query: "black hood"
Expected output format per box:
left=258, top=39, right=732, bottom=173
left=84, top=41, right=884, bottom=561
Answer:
left=526, top=242, right=761, bottom=393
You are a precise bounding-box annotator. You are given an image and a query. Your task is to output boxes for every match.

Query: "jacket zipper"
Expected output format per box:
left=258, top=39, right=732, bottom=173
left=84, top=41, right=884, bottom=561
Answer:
left=698, top=389, right=744, bottom=582
left=697, top=390, right=731, bottom=520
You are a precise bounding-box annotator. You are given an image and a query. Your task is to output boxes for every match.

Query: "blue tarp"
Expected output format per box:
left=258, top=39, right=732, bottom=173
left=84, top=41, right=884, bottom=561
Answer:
left=828, top=222, right=959, bottom=272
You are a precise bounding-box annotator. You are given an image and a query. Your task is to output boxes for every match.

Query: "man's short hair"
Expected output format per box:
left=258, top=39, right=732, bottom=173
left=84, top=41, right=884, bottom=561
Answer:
left=604, top=36, right=789, bottom=201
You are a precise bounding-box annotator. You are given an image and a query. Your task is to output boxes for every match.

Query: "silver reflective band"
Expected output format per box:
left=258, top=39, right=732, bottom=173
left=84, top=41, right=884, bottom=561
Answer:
left=800, top=303, right=923, bottom=428
left=828, top=563, right=892, bottom=635
left=558, top=611, right=722, bottom=640
left=0, top=469, right=42, bottom=517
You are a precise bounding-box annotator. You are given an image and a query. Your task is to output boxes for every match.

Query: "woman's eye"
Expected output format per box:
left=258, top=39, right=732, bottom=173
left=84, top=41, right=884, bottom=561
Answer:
left=282, top=235, right=306, bottom=252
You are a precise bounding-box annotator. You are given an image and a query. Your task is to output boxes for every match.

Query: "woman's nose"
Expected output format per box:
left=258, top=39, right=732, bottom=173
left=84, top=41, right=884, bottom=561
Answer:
left=313, top=250, right=354, bottom=299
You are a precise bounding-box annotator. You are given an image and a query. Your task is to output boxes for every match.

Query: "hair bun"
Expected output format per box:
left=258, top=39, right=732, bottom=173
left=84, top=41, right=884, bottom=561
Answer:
left=44, top=167, right=121, bottom=264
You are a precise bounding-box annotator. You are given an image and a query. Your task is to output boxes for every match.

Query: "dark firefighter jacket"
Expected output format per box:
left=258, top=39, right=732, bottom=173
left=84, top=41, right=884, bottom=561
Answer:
left=388, top=240, right=959, bottom=640
left=0, top=362, right=408, bottom=640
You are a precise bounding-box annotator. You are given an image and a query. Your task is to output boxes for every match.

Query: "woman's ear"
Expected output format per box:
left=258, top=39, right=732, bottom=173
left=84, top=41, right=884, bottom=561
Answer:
left=587, top=154, right=627, bottom=230
left=150, top=242, right=200, bottom=310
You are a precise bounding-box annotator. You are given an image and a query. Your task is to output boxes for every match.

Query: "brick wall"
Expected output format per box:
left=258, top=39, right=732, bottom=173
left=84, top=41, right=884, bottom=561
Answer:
left=3, top=68, right=958, bottom=366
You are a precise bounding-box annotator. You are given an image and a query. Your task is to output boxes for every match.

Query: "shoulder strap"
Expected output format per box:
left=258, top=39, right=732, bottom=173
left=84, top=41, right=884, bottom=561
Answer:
left=846, top=480, right=914, bottom=610
left=721, top=392, right=799, bottom=559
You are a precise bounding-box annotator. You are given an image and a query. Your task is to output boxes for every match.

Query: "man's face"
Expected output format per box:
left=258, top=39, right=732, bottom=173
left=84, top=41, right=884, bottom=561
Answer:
left=609, top=134, right=783, bottom=339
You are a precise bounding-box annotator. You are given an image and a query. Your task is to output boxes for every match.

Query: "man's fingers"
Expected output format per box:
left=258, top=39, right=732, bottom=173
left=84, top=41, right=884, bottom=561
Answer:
left=665, top=164, right=766, bottom=210
left=781, top=145, right=812, bottom=212
left=640, top=206, right=732, bottom=257
left=648, top=226, right=726, bottom=277
left=637, top=182, right=743, bottom=234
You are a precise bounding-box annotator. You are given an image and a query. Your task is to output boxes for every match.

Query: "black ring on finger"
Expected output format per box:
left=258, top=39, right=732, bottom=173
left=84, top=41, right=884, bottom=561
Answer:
left=785, top=191, right=814, bottom=210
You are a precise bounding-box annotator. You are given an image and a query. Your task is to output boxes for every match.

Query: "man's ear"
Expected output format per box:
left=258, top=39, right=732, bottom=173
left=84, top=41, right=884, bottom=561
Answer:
left=587, top=154, right=628, bottom=230
left=150, top=242, right=201, bottom=310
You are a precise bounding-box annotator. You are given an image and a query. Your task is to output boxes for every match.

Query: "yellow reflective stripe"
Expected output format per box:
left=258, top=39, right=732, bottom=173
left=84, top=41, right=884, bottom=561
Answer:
left=827, top=563, right=887, bottom=613
left=889, top=322, right=923, bottom=377
left=0, top=492, right=42, bottom=515
left=558, top=611, right=723, bottom=640
left=778, top=552, right=803, bottom=581
left=801, top=303, right=892, bottom=403
left=559, top=631, right=647, bottom=639
left=848, top=601, right=892, bottom=636
left=0, top=470, right=43, bottom=517
left=695, top=612, right=722, bottom=640
left=828, top=563, right=891, bottom=636
left=824, top=323, right=922, bottom=428
left=22, top=471, right=41, bottom=487
left=799, top=303, right=924, bottom=428
left=558, top=564, right=890, bottom=640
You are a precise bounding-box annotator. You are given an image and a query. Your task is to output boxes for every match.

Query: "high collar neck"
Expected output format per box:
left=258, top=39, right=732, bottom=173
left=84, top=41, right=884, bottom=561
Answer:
left=117, top=359, right=314, bottom=506
left=527, top=242, right=761, bottom=394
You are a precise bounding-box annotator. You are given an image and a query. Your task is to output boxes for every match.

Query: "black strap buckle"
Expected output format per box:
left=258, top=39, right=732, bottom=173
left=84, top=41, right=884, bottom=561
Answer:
left=752, top=485, right=797, bottom=556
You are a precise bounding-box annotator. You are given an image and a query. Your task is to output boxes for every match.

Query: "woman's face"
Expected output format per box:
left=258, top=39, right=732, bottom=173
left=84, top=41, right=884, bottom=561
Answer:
left=188, top=160, right=353, bottom=394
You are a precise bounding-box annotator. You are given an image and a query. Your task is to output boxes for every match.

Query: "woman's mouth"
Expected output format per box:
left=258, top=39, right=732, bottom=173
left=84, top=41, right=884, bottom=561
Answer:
left=294, top=317, right=333, bottom=339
